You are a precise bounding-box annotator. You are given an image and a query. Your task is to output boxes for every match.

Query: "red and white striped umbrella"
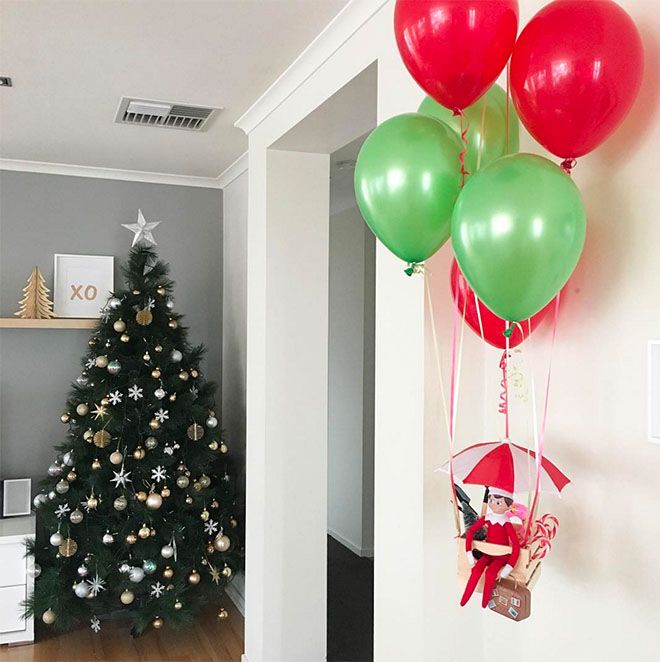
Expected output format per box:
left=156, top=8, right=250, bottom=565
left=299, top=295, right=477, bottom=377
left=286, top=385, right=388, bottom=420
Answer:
left=442, top=441, right=570, bottom=496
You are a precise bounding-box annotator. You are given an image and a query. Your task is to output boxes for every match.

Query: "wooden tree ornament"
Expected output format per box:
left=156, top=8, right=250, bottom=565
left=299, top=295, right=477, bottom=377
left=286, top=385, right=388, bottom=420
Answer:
left=14, top=267, right=55, bottom=319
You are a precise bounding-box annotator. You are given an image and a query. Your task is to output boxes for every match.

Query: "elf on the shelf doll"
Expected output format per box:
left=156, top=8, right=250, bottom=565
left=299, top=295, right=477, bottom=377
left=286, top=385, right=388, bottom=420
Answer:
left=460, top=487, right=521, bottom=608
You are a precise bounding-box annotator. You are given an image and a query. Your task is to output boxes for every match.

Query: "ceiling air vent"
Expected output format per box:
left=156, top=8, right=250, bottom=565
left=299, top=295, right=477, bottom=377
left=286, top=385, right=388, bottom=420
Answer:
left=114, top=97, right=218, bottom=131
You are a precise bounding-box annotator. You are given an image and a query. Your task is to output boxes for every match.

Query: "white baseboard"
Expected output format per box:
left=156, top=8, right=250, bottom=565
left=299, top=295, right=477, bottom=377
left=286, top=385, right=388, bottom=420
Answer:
left=328, top=527, right=373, bottom=558
left=225, top=573, right=245, bottom=616
left=241, top=655, right=250, bottom=662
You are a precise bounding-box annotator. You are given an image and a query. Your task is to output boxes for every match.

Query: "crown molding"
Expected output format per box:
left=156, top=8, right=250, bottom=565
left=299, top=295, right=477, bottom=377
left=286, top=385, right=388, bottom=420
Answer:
left=0, top=158, right=223, bottom=189
left=234, top=0, right=389, bottom=135
left=216, top=151, right=248, bottom=189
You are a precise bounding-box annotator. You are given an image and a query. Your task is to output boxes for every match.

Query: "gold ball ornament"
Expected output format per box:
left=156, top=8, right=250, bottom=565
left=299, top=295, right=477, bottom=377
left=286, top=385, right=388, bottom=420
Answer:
left=83, top=428, right=94, bottom=441
left=146, top=492, right=163, bottom=511
left=151, top=368, right=161, bottom=379
left=132, top=289, right=141, bottom=295
left=59, top=538, right=78, bottom=557
left=76, top=403, right=89, bottom=416
left=93, top=430, right=111, bottom=448
left=101, top=397, right=110, bottom=406
left=174, top=600, right=182, bottom=610
left=178, top=370, right=189, bottom=381
left=120, top=589, right=135, bottom=605
left=113, top=319, right=126, bottom=332
left=187, top=424, right=204, bottom=441
left=190, top=369, right=199, bottom=378
left=152, top=617, right=163, bottom=630
left=200, top=509, right=210, bottom=522
left=185, top=496, right=193, bottom=504
left=133, top=446, right=146, bottom=460
left=156, top=286, right=166, bottom=296
left=136, top=491, right=148, bottom=503
left=42, top=609, right=57, bottom=625
left=213, top=534, right=231, bottom=552
left=91, top=458, right=102, bottom=470
left=143, top=352, right=151, bottom=361
left=220, top=443, right=228, bottom=454
left=114, top=496, right=127, bottom=511
left=206, top=543, right=215, bottom=555
left=136, top=309, right=153, bottom=326
left=120, top=333, right=130, bottom=342
left=87, top=495, right=99, bottom=510
left=176, top=475, right=189, bottom=489
left=188, top=570, right=200, bottom=585
left=168, top=319, right=178, bottom=329
left=229, top=517, right=238, bottom=528
left=126, top=532, right=137, bottom=545
left=208, top=440, right=218, bottom=451
left=66, top=470, right=77, bottom=482
left=95, top=355, right=109, bottom=368
left=155, top=344, right=163, bottom=352
left=149, top=418, right=160, bottom=430
left=169, top=393, right=177, bottom=402
left=138, top=524, right=150, bottom=539
left=60, top=412, right=70, bottom=424
left=222, top=565, right=232, bottom=578
left=163, top=566, right=174, bottom=579
left=69, top=509, right=84, bottom=524
left=218, top=608, right=229, bottom=621
left=161, top=485, right=171, bottom=498
left=199, top=474, right=211, bottom=489
left=193, top=481, right=202, bottom=492
left=110, top=450, right=123, bottom=465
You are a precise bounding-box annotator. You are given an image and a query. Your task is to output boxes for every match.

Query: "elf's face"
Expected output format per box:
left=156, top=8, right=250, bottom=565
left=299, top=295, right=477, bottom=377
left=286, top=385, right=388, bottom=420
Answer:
left=488, top=494, right=511, bottom=515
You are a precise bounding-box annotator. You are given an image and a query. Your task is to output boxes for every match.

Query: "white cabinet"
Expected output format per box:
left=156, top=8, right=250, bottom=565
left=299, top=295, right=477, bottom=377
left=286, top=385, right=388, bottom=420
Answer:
left=0, top=515, right=35, bottom=645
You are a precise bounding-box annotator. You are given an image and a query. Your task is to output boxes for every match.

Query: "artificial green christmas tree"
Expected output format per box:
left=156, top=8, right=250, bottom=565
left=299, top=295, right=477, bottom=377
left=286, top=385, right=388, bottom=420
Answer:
left=27, top=245, right=242, bottom=635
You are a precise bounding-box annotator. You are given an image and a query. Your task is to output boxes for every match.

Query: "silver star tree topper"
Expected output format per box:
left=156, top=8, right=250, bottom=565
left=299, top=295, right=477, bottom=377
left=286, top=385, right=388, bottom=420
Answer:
left=122, top=209, right=161, bottom=247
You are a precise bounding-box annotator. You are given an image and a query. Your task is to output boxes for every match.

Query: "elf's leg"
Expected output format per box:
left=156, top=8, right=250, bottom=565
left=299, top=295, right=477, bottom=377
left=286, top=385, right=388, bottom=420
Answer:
left=481, top=556, right=509, bottom=608
left=460, top=555, right=490, bottom=606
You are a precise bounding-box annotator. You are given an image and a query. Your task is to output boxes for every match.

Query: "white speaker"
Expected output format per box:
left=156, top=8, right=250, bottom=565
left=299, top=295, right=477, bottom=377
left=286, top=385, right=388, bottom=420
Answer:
left=2, top=479, right=32, bottom=517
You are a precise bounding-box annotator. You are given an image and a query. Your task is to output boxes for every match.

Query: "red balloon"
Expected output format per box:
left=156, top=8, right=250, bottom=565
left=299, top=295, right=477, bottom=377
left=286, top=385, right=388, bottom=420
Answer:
left=394, top=0, right=519, bottom=110
left=450, top=259, right=553, bottom=349
left=510, top=0, right=644, bottom=159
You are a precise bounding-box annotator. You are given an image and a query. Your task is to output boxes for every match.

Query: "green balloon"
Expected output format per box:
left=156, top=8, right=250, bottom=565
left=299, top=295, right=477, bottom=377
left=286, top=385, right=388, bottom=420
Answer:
left=452, top=154, right=586, bottom=322
left=354, top=113, right=463, bottom=264
left=418, top=84, right=519, bottom=174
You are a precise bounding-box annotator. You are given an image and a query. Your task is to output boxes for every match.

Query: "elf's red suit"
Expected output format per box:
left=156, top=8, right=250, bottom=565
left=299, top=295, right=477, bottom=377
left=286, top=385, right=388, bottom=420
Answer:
left=460, top=512, right=521, bottom=608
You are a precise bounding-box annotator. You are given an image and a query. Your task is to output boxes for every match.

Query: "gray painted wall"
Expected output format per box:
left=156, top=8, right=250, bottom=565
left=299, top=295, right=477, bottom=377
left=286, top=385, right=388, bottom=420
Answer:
left=0, top=171, right=222, bottom=488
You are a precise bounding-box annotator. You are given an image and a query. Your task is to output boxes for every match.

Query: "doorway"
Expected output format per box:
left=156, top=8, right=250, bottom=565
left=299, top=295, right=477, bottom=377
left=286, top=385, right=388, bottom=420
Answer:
left=259, top=63, right=377, bottom=661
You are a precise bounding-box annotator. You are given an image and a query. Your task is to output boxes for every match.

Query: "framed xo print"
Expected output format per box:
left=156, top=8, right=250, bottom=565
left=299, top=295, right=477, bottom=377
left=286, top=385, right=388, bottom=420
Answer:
left=53, top=254, right=114, bottom=318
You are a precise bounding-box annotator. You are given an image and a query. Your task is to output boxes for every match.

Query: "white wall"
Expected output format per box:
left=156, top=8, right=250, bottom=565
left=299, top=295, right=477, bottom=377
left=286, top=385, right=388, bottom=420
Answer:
left=222, top=165, right=248, bottom=611
left=238, top=0, right=660, bottom=660
left=328, top=205, right=375, bottom=557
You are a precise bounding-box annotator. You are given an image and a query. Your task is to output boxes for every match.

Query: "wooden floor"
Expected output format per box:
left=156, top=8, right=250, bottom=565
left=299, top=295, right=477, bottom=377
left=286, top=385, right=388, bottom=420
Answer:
left=0, top=602, right=243, bottom=662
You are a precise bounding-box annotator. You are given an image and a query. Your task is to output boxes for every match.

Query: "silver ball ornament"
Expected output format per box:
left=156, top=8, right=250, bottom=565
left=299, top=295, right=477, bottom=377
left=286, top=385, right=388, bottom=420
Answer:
left=42, top=609, right=56, bottom=624
left=154, top=388, right=166, bottom=400
left=107, top=297, right=121, bottom=309
left=206, top=416, right=218, bottom=429
left=107, top=360, right=121, bottom=375
left=171, top=349, right=183, bottom=363
left=55, top=479, right=70, bottom=494
left=63, top=451, right=75, bottom=466
left=113, top=319, right=126, bottom=332
left=69, top=509, right=84, bottom=524
left=160, top=545, right=174, bottom=559
left=145, top=436, right=158, bottom=450
left=129, top=567, right=145, bottom=583
left=50, top=532, right=64, bottom=547
left=176, top=475, right=189, bottom=489
left=77, top=564, right=88, bottom=577
left=48, top=463, right=62, bottom=477
left=119, top=563, right=131, bottom=574
left=74, top=581, right=91, bottom=598
left=102, top=532, right=114, bottom=545
left=32, top=563, right=42, bottom=579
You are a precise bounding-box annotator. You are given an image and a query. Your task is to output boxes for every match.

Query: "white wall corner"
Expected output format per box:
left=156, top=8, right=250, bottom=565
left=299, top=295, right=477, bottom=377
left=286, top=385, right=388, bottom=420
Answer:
left=0, top=158, right=223, bottom=189
left=234, top=0, right=390, bottom=135
left=217, top=151, right=249, bottom=189
left=225, top=575, right=246, bottom=616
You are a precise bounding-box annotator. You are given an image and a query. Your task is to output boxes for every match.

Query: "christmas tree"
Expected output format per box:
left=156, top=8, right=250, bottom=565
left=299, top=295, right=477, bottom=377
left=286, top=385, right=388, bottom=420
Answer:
left=14, top=266, right=54, bottom=319
left=27, top=246, right=242, bottom=635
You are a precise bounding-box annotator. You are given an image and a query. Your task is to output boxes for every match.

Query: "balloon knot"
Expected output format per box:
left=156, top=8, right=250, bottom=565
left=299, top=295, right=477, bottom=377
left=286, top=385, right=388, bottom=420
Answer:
left=404, top=263, right=425, bottom=277
left=502, top=327, right=514, bottom=338
left=560, top=158, right=577, bottom=175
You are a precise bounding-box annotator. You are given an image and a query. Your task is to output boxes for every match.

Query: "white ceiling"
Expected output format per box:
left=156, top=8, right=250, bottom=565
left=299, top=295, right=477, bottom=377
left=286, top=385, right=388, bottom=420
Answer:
left=0, top=0, right=350, bottom=179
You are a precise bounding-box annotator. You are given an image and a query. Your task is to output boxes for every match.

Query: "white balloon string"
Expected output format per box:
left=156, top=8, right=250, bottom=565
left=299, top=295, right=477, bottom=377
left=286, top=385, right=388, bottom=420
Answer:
left=476, top=97, right=487, bottom=172
left=424, top=271, right=461, bottom=535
